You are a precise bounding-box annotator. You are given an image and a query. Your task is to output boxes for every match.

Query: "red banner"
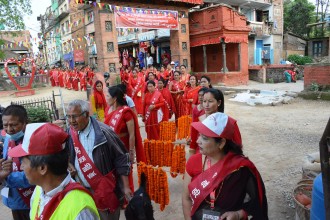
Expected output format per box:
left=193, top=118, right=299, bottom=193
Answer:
left=115, top=7, right=179, bottom=30
left=74, top=49, right=85, bottom=62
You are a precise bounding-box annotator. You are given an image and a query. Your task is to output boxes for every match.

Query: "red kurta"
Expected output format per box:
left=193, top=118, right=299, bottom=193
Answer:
left=130, top=76, right=144, bottom=114
left=170, top=80, right=186, bottom=119
left=58, top=71, right=65, bottom=87
left=105, top=106, right=146, bottom=192
left=72, top=70, right=79, bottom=91
left=143, top=90, right=165, bottom=140
left=159, top=87, right=176, bottom=121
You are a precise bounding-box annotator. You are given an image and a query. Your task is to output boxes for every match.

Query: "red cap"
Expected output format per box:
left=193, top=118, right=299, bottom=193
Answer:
left=8, top=123, right=69, bottom=158
left=191, top=112, right=242, bottom=146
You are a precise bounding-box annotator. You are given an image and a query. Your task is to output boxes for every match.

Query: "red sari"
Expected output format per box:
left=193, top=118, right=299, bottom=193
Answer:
left=170, top=80, right=186, bottom=119
left=58, top=71, right=65, bottom=87
left=158, top=87, right=176, bottom=121
left=130, top=76, right=144, bottom=114
left=183, top=86, right=201, bottom=116
left=105, top=106, right=146, bottom=192
left=143, top=90, right=165, bottom=140
left=72, top=70, right=79, bottom=91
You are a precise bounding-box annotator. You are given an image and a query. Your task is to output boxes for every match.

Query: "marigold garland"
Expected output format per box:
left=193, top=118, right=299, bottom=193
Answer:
left=170, top=145, right=186, bottom=178
left=177, top=115, right=192, bottom=140
left=159, top=121, right=176, bottom=141
left=137, top=162, right=170, bottom=211
left=144, top=139, right=175, bottom=167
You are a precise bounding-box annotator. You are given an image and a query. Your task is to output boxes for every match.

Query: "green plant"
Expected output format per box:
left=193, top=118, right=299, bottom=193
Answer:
left=26, top=105, right=52, bottom=123
left=287, top=54, right=313, bottom=65
left=267, top=78, right=274, bottom=83
left=115, top=75, right=121, bottom=85
left=309, top=82, right=320, bottom=92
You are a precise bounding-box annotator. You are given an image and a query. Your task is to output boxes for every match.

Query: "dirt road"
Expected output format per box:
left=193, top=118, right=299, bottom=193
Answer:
left=1, top=83, right=330, bottom=219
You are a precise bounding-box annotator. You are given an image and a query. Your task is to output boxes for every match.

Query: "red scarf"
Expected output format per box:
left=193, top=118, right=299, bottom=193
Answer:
left=70, top=127, right=119, bottom=212
left=145, top=91, right=161, bottom=122
left=188, top=152, right=264, bottom=216
left=105, top=106, right=146, bottom=163
left=93, top=84, right=107, bottom=109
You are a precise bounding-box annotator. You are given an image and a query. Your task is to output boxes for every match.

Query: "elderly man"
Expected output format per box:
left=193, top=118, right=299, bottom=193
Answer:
left=0, top=105, right=34, bottom=220
left=65, top=99, right=131, bottom=220
left=8, top=123, right=99, bottom=219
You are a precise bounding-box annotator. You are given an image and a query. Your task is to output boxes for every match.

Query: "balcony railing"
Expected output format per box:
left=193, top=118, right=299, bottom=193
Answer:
left=249, top=21, right=272, bottom=37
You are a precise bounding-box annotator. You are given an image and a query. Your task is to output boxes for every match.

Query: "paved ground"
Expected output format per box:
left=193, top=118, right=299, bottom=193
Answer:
left=1, top=79, right=328, bottom=220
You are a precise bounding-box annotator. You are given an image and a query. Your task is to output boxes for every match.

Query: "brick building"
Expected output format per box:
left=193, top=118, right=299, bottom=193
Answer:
left=79, top=0, right=202, bottom=79
left=282, top=32, right=307, bottom=59
left=189, top=4, right=250, bottom=86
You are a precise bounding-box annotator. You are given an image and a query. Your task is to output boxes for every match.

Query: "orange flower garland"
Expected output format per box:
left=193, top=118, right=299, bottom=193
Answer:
left=137, top=162, right=170, bottom=211
left=177, top=115, right=192, bottom=140
left=160, top=121, right=176, bottom=141
left=144, top=139, right=175, bottom=167
left=170, top=145, right=186, bottom=178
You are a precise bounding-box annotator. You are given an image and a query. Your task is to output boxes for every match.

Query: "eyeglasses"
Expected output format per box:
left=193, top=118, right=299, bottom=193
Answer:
left=65, top=112, right=86, bottom=120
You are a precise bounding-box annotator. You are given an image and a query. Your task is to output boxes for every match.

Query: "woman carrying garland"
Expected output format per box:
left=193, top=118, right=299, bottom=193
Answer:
left=169, top=71, right=186, bottom=120
left=182, top=112, right=268, bottom=220
left=183, top=75, right=201, bottom=116
left=143, top=80, right=165, bottom=140
left=105, top=86, right=146, bottom=192
left=158, top=78, right=176, bottom=121
left=90, top=80, right=107, bottom=122
left=130, top=68, right=144, bottom=115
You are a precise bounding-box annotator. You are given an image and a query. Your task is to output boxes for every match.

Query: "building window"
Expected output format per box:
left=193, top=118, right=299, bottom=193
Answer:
left=313, top=41, right=322, bottom=57
left=61, top=23, right=65, bottom=34
left=107, top=42, right=114, bottom=52
left=183, top=59, right=188, bottom=68
left=65, top=20, right=69, bottom=33
left=87, top=11, right=94, bottom=23
left=109, top=63, right=116, bottom=73
left=105, top=21, right=112, bottom=32
left=182, top=42, right=187, bottom=51
left=181, top=24, right=186, bottom=33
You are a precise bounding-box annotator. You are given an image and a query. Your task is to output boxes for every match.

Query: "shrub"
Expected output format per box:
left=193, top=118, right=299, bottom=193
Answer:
left=26, top=105, right=52, bottom=123
left=287, top=54, right=313, bottom=65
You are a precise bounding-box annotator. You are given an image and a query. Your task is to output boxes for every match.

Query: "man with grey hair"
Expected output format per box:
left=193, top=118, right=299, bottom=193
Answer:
left=65, top=99, right=131, bottom=220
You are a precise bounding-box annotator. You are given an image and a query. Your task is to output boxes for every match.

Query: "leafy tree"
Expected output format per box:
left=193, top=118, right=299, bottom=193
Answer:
left=0, top=0, right=32, bottom=58
left=284, top=0, right=315, bottom=37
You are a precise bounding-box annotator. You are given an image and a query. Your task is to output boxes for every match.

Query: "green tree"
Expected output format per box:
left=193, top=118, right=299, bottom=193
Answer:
left=284, top=0, right=315, bottom=37
left=0, top=0, right=32, bottom=58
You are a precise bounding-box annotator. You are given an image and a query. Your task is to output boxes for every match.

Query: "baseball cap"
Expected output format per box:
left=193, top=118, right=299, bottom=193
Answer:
left=170, top=61, right=175, bottom=65
left=8, top=123, right=69, bottom=158
left=191, top=112, right=242, bottom=146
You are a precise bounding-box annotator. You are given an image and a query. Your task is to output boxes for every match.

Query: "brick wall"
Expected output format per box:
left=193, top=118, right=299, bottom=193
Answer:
left=304, top=63, right=330, bottom=90
left=195, top=72, right=249, bottom=86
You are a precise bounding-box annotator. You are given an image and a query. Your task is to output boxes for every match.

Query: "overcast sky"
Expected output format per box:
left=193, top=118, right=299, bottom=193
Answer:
left=23, top=0, right=51, bottom=53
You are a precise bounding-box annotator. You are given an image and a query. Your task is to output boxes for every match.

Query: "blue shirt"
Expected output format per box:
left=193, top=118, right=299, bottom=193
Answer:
left=2, top=136, right=32, bottom=210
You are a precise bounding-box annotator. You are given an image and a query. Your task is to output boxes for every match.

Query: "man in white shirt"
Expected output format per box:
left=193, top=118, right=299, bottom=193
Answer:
left=146, top=53, right=153, bottom=66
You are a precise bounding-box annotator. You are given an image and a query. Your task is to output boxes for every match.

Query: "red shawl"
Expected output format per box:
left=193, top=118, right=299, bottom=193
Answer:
left=93, top=82, right=107, bottom=110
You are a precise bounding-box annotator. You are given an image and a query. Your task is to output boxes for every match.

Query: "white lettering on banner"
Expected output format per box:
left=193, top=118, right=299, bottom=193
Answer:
left=212, top=172, right=218, bottom=179
left=114, top=114, right=120, bottom=119
left=191, top=188, right=201, bottom=198
left=87, top=171, right=96, bottom=179
left=82, top=163, right=92, bottom=172
left=22, top=188, right=33, bottom=197
left=78, top=156, right=86, bottom=164
left=74, top=146, right=81, bottom=154
left=111, top=119, right=117, bottom=126
left=201, top=180, right=210, bottom=188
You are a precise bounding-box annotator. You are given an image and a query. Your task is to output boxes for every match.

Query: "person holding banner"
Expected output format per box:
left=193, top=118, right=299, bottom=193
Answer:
left=182, top=112, right=268, bottom=220
left=105, top=86, right=146, bottom=192
left=66, top=99, right=131, bottom=220
left=143, top=80, right=165, bottom=140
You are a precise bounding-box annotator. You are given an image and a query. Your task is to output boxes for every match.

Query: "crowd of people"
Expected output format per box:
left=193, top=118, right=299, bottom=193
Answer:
left=48, top=66, right=95, bottom=91
left=0, top=62, right=269, bottom=220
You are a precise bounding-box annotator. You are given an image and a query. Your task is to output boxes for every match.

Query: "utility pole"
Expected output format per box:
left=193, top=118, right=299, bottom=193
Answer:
left=38, top=14, right=49, bottom=68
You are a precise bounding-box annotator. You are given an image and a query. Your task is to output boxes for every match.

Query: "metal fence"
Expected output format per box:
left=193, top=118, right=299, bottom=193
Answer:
left=11, top=91, right=59, bottom=122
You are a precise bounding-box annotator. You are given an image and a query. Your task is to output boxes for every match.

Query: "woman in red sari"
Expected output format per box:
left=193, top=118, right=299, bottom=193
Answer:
left=180, top=65, right=190, bottom=85
left=183, top=75, right=201, bottom=116
left=169, top=71, right=186, bottom=120
left=157, top=79, right=176, bottom=121
left=105, top=86, right=146, bottom=192
left=130, top=69, right=144, bottom=115
left=182, top=113, right=268, bottom=220
left=143, top=80, right=165, bottom=140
